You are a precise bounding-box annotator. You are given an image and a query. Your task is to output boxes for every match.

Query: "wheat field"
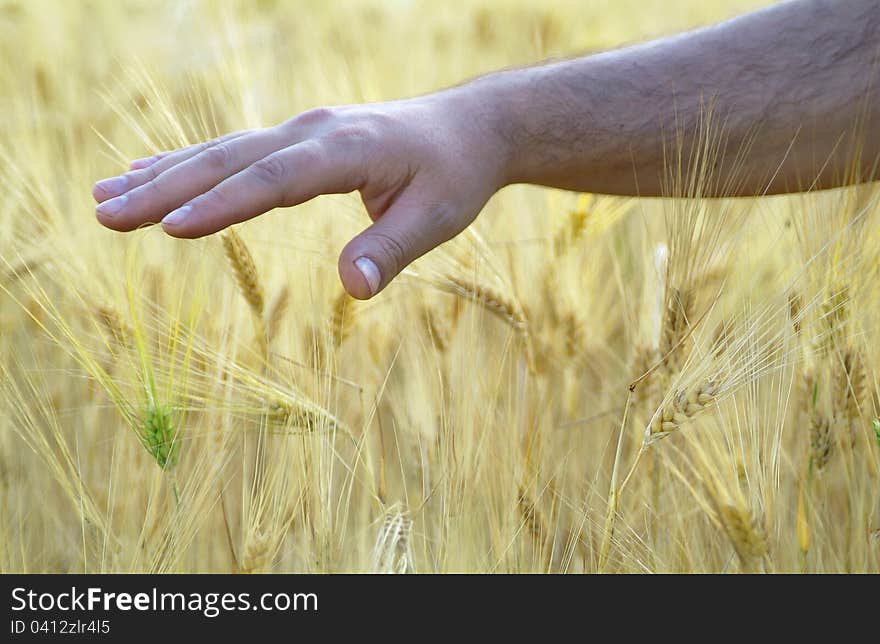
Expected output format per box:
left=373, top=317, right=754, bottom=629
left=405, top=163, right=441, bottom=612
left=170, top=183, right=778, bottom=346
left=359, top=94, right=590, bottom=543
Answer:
left=1, top=0, right=878, bottom=574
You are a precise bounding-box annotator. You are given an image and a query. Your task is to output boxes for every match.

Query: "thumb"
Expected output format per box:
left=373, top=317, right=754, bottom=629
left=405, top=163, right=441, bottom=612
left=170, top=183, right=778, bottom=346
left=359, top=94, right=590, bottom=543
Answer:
left=338, top=200, right=463, bottom=299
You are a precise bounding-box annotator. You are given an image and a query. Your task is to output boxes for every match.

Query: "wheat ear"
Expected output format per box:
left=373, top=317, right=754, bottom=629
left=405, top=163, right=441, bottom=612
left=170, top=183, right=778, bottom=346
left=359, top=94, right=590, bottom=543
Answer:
left=330, top=290, right=354, bottom=348
left=265, top=399, right=340, bottom=433
left=1, top=253, right=44, bottom=284
left=796, top=481, right=810, bottom=559
left=516, top=485, right=556, bottom=570
left=220, top=229, right=267, bottom=354
left=142, top=402, right=178, bottom=469
left=221, top=229, right=264, bottom=316
left=658, top=286, right=695, bottom=373
left=836, top=349, right=867, bottom=446
left=552, top=195, right=593, bottom=256
left=719, top=503, right=768, bottom=564
left=370, top=503, right=414, bottom=574
left=442, top=274, right=528, bottom=332
left=265, top=285, right=290, bottom=340
left=649, top=379, right=721, bottom=436
left=421, top=307, right=452, bottom=353
left=94, top=304, right=134, bottom=348
left=240, top=529, right=272, bottom=573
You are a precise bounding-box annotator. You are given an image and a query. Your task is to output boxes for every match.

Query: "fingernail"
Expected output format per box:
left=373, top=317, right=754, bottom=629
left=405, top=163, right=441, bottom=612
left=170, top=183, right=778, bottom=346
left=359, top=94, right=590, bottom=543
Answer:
left=94, top=175, right=129, bottom=197
left=130, top=155, right=159, bottom=170
left=354, top=256, right=381, bottom=296
left=161, top=205, right=191, bottom=227
left=95, top=194, right=128, bottom=217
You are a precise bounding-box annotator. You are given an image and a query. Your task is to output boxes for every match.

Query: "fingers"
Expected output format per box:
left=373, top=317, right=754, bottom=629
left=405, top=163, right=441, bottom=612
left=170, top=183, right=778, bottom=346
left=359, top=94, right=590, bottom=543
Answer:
left=159, top=131, right=369, bottom=238
left=92, top=130, right=253, bottom=204
left=129, top=154, right=166, bottom=170
left=95, top=126, right=302, bottom=232
left=338, top=195, right=464, bottom=299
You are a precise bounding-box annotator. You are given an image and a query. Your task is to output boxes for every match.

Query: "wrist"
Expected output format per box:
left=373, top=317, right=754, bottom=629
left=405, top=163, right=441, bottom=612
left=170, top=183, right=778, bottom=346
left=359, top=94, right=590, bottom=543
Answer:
left=452, top=63, right=584, bottom=188
left=434, top=70, right=530, bottom=189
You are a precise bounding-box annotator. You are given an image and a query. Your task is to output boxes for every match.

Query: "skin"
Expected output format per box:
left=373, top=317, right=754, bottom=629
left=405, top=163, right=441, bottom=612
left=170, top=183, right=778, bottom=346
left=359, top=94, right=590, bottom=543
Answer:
left=93, top=0, right=880, bottom=300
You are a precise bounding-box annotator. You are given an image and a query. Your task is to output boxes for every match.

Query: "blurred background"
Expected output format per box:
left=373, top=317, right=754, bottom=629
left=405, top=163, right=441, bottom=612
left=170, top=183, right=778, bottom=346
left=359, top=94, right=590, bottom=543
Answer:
left=6, top=1, right=878, bottom=575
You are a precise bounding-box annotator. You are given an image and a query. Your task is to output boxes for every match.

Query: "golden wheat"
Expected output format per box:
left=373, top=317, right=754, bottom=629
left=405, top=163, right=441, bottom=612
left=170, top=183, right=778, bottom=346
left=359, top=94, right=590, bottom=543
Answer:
left=442, top=273, right=528, bottom=332
left=240, top=529, right=273, bottom=573
left=719, top=503, right=768, bottom=563
left=265, top=285, right=290, bottom=341
left=649, top=379, right=721, bottom=436
left=371, top=504, right=414, bottom=574
left=221, top=229, right=265, bottom=317
left=2, top=0, right=878, bottom=576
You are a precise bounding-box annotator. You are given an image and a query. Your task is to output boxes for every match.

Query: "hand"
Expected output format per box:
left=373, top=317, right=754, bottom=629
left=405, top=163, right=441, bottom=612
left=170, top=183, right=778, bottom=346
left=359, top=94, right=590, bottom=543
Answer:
left=93, top=91, right=508, bottom=299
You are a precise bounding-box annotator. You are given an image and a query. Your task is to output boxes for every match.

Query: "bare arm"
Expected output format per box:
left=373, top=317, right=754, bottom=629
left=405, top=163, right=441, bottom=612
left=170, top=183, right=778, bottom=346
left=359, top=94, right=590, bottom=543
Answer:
left=94, top=0, right=880, bottom=300
left=474, top=0, right=880, bottom=195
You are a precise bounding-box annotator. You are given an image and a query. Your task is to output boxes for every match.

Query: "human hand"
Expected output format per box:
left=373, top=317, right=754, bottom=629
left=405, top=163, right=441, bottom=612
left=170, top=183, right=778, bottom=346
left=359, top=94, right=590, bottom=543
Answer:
left=93, top=90, right=508, bottom=299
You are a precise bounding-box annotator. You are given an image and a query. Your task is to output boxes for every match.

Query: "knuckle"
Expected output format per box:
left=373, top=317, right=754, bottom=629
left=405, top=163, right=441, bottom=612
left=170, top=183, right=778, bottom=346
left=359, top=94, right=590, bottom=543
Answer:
left=326, top=124, right=373, bottom=147
left=325, top=124, right=377, bottom=168
left=139, top=177, right=164, bottom=201
left=286, top=106, right=337, bottom=130
left=126, top=175, right=162, bottom=207
left=203, top=136, right=222, bottom=149
left=120, top=169, right=142, bottom=187
left=292, top=140, right=326, bottom=170
left=227, top=128, right=254, bottom=140
left=368, top=229, right=409, bottom=275
left=200, top=186, right=228, bottom=209
left=250, top=155, right=288, bottom=185
left=194, top=137, right=220, bottom=156
left=201, top=142, right=235, bottom=170
left=140, top=162, right=162, bottom=182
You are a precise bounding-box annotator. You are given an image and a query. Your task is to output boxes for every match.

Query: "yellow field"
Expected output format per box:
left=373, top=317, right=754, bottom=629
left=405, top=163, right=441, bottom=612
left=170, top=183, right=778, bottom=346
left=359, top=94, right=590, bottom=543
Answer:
left=1, top=0, right=878, bottom=573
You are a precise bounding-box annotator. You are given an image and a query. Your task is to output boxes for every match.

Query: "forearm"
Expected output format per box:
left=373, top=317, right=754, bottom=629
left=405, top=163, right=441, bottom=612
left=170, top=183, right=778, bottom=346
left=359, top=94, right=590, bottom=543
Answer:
left=463, top=0, right=880, bottom=197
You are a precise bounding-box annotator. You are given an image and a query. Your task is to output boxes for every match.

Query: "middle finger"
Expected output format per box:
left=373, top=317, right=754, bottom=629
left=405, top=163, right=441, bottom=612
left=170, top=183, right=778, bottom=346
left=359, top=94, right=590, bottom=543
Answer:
left=95, top=125, right=299, bottom=231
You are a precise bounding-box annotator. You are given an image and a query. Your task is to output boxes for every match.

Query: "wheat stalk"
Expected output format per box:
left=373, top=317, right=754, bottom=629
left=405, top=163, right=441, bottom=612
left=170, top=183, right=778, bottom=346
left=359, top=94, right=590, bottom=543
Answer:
left=631, top=345, right=662, bottom=404
left=632, top=285, right=698, bottom=425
